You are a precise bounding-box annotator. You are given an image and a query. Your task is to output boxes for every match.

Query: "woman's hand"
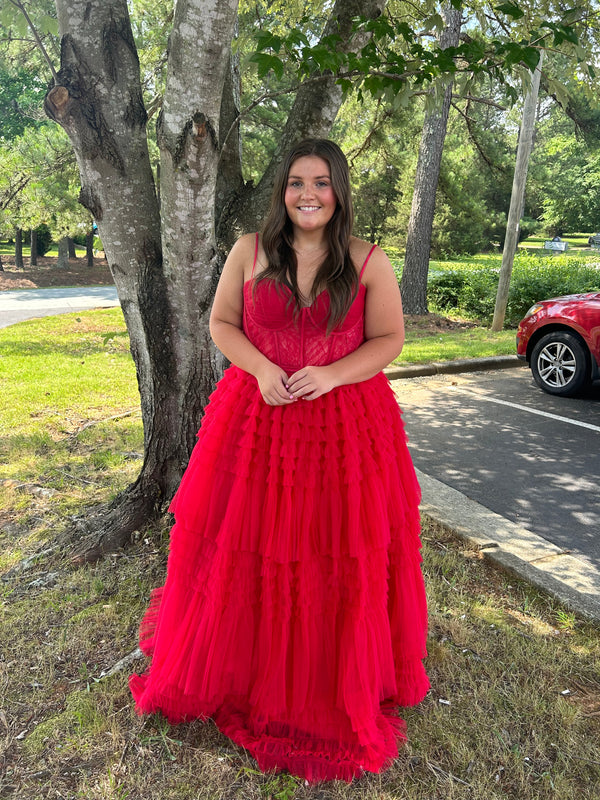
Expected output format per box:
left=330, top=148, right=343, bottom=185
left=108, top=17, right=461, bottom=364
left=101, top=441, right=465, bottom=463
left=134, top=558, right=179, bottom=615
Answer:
left=286, top=366, right=336, bottom=401
left=257, top=363, right=295, bottom=406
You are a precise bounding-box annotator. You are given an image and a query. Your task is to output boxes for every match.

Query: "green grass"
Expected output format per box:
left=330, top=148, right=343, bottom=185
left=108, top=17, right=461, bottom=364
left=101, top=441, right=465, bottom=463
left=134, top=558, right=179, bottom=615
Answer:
left=0, top=242, right=88, bottom=258
left=0, top=309, right=142, bottom=544
left=399, top=326, right=516, bottom=364
left=521, top=232, right=598, bottom=251
left=0, top=309, right=137, bottom=435
left=0, top=310, right=599, bottom=799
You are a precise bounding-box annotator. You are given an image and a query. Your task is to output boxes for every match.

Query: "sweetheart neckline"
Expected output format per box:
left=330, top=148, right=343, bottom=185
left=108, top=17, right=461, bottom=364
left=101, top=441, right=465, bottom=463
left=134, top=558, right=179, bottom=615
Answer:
left=243, top=278, right=366, bottom=311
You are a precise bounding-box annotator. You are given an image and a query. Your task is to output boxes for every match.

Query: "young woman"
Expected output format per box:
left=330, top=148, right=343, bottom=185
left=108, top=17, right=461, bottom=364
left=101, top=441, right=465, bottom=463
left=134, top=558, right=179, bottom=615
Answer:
left=130, top=139, right=429, bottom=783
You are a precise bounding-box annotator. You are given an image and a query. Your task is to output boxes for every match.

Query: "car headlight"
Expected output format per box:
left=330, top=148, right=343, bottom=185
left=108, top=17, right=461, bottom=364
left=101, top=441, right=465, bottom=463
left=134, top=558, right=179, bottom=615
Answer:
left=524, top=303, right=544, bottom=318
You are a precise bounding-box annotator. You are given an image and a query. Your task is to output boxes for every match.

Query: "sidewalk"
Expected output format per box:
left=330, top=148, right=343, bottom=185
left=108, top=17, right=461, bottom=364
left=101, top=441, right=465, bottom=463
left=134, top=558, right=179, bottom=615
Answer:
left=0, top=286, right=119, bottom=328
left=2, top=287, right=598, bottom=624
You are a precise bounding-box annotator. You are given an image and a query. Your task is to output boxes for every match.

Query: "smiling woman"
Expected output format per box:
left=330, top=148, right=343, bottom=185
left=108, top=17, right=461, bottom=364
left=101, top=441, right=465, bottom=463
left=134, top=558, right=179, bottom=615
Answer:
left=130, top=139, right=429, bottom=784
left=284, top=155, right=337, bottom=235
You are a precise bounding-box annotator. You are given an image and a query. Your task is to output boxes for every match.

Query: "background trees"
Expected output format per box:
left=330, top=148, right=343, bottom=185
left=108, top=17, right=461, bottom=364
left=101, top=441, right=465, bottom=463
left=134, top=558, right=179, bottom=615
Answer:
left=1, top=0, right=598, bottom=556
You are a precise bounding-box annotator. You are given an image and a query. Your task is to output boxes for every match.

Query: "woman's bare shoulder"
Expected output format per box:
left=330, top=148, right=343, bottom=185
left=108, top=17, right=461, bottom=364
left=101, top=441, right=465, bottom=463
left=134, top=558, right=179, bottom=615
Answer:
left=225, top=233, right=261, bottom=282
left=349, top=236, right=391, bottom=276
left=229, top=232, right=258, bottom=257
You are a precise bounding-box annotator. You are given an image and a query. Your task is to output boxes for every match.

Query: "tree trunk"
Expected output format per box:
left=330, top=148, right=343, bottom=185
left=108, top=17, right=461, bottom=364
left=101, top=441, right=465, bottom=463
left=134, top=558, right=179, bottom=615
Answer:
left=56, top=236, right=69, bottom=267
left=46, top=0, right=238, bottom=560
left=224, top=0, right=387, bottom=242
left=15, top=228, right=24, bottom=270
left=400, top=5, right=461, bottom=315
left=46, top=0, right=387, bottom=561
left=0, top=253, right=3, bottom=272
left=30, top=229, right=38, bottom=266
left=68, top=237, right=77, bottom=258
left=86, top=229, right=94, bottom=266
left=492, top=54, right=543, bottom=331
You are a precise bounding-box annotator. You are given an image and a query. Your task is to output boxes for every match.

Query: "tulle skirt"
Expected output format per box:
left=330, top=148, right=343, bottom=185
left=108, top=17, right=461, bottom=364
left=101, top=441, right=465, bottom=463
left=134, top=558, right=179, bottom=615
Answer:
left=129, top=366, right=429, bottom=783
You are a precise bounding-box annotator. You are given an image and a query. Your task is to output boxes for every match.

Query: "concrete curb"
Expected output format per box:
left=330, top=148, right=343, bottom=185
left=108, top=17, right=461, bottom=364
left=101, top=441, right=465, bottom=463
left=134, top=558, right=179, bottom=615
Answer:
left=385, top=354, right=526, bottom=380
left=417, top=469, right=600, bottom=624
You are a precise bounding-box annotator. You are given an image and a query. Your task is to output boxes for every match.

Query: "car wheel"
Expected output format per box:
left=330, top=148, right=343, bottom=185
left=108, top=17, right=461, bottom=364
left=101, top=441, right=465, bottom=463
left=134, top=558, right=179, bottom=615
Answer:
left=530, top=331, right=589, bottom=396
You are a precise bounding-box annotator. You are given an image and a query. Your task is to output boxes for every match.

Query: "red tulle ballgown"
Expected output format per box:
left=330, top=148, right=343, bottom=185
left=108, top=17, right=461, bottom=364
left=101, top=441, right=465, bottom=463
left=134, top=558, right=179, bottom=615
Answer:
left=129, top=241, right=429, bottom=783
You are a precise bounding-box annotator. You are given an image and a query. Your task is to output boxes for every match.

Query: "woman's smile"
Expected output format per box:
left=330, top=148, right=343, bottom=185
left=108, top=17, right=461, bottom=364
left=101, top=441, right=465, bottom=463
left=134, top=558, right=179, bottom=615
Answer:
left=284, top=155, right=337, bottom=230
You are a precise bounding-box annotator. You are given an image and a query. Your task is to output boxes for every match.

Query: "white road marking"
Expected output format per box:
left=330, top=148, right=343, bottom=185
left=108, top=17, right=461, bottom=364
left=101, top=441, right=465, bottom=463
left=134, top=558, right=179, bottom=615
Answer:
left=456, top=391, right=600, bottom=433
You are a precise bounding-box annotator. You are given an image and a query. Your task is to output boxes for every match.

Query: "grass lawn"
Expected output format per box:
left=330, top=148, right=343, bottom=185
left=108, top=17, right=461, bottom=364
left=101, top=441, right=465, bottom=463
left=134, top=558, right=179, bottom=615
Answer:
left=520, top=233, right=598, bottom=252
left=399, top=325, right=516, bottom=364
left=1, top=310, right=598, bottom=799
left=0, top=242, right=88, bottom=259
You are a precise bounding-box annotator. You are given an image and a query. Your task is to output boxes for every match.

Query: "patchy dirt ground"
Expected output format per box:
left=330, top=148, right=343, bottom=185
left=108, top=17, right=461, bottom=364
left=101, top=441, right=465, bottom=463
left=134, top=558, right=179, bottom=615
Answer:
left=0, top=255, right=475, bottom=334
left=0, top=255, right=114, bottom=290
left=403, top=312, right=477, bottom=335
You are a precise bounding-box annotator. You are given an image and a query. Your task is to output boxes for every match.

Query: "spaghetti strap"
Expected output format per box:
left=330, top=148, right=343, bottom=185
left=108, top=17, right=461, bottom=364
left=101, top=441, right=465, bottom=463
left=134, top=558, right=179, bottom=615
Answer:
left=251, top=232, right=259, bottom=278
left=359, top=244, right=377, bottom=280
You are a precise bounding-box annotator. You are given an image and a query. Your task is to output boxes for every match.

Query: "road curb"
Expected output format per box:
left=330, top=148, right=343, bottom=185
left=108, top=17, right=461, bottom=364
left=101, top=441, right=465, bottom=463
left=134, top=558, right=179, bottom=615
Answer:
left=417, top=469, right=600, bottom=624
left=385, top=354, right=526, bottom=380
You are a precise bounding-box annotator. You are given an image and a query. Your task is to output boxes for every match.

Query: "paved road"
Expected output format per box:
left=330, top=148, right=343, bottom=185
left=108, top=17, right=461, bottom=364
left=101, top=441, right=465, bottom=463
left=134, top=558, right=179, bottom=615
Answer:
left=394, top=368, right=600, bottom=573
left=0, top=286, right=119, bottom=328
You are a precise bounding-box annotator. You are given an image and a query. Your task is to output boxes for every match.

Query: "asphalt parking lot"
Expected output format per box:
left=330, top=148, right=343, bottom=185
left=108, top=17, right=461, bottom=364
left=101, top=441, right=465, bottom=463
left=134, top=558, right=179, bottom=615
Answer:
left=393, top=368, right=600, bottom=574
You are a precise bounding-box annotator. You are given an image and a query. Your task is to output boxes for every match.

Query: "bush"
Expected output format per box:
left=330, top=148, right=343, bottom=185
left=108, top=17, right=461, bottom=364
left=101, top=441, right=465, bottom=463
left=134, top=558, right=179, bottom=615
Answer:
left=427, top=253, right=600, bottom=326
left=428, top=269, right=497, bottom=320
left=505, top=254, right=600, bottom=325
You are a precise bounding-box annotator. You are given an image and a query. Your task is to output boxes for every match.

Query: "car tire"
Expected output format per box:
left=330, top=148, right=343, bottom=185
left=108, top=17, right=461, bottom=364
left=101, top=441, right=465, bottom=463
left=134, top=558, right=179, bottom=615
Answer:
left=530, top=331, right=589, bottom=396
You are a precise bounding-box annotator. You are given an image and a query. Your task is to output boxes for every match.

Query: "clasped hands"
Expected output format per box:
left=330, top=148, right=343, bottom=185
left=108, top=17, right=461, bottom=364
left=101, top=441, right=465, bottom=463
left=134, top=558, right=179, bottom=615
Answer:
left=257, top=363, right=336, bottom=406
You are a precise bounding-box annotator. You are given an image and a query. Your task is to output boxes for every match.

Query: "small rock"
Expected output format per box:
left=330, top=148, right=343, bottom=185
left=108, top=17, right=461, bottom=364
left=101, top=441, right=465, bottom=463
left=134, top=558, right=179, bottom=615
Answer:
left=26, top=572, right=61, bottom=590
left=30, top=486, right=57, bottom=498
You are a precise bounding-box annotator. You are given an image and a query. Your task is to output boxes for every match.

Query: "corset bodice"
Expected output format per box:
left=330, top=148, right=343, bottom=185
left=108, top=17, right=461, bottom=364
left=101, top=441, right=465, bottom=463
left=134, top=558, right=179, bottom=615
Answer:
left=243, top=279, right=366, bottom=374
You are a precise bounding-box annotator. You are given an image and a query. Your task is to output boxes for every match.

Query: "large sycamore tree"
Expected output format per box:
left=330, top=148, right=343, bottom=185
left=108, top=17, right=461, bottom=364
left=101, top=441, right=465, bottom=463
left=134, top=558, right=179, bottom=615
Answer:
left=42, top=0, right=386, bottom=560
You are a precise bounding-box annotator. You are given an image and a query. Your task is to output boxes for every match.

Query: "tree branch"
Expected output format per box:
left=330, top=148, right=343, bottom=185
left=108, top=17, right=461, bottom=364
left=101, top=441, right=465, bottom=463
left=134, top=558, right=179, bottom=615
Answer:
left=8, top=0, right=58, bottom=81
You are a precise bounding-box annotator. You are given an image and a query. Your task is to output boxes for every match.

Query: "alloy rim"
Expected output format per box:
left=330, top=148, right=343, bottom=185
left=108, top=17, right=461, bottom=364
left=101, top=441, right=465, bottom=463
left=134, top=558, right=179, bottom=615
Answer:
left=537, top=342, right=577, bottom=387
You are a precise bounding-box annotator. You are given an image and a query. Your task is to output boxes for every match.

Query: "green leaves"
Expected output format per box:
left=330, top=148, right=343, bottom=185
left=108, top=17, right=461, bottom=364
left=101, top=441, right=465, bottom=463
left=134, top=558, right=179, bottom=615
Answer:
left=495, top=2, right=525, bottom=20
left=247, top=4, right=594, bottom=113
left=251, top=53, right=285, bottom=80
left=540, top=20, right=580, bottom=47
left=494, top=40, right=541, bottom=73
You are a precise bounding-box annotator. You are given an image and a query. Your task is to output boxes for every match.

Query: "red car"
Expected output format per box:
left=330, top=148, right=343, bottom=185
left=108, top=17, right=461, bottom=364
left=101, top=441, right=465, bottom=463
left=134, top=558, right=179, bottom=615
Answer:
left=516, top=292, right=600, bottom=396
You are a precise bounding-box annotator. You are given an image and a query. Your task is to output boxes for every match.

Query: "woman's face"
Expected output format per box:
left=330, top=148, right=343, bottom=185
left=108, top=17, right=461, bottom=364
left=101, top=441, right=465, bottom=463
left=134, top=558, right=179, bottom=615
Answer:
left=284, top=156, right=337, bottom=234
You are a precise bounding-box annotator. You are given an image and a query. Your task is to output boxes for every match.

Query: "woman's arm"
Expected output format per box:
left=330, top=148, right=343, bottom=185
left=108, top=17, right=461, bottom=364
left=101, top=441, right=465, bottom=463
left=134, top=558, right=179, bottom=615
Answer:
left=209, top=235, right=294, bottom=406
left=285, top=244, right=404, bottom=400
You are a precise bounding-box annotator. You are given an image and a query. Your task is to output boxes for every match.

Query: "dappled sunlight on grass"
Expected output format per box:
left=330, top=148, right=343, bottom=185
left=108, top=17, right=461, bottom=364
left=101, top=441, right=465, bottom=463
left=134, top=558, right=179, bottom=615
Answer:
left=0, top=308, right=138, bottom=435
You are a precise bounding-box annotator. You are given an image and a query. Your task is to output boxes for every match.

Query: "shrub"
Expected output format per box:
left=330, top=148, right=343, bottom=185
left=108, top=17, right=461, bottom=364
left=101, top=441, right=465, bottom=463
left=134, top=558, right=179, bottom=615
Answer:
left=428, top=269, right=497, bottom=320
left=505, top=253, right=600, bottom=325
left=427, top=253, right=600, bottom=326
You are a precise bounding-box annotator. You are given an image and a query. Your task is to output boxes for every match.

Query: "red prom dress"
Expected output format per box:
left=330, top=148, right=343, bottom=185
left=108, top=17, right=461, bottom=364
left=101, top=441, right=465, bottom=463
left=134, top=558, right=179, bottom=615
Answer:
left=129, top=240, right=429, bottom=783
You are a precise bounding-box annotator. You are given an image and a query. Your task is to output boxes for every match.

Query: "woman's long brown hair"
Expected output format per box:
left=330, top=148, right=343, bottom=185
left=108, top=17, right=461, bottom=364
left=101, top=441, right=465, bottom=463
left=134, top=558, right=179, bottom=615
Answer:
left=257, top=139, right=358, bottom=333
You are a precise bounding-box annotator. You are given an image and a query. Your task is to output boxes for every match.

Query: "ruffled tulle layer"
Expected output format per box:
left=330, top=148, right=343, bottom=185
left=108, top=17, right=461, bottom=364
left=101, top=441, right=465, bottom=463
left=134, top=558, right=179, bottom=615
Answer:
left=129, top=366, right=429, bottom=783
